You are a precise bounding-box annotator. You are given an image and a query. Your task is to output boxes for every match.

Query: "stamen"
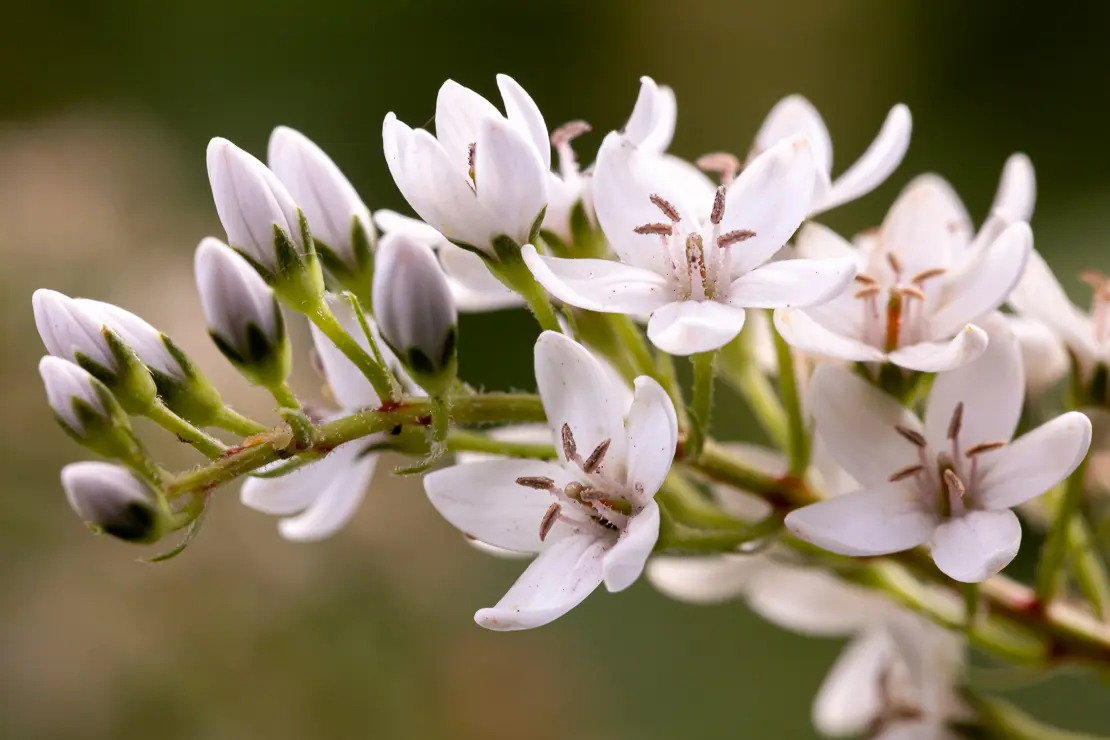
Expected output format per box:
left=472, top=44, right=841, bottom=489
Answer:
left=561, top=423, right=580, bottom=463
left=889, top=464, right=924, bottom=482
left=516, top=476, right=556, bottom=490
left=696, top=152, right=741, bottom=185
left=582, top=439, right=611, bottom=474
left=947, top=402, right=964, bottom=441
left=718, top=229, right=756, bottom=248
left=894, top=425, right=927, bottom=448
left=884, top=291, right=903, bottom=352
left=893, top=285, right=926, bottom=301
left=686, top=234, right=708, bottom=285
left=886, top=252, right=904, bottom=276
left=565, top=481, right=588, bottom=500
left=649, top=194, right=682, bottom=223
left=943, top=469, right=966, bottom=499
left=911, top=267, right=947, bottom=285
left=539, top=503, right=562, bottom=541
left=854, top=273, right=878, bottom=286
left=854, top=285, right=881, bottom=300
left=966, top=441, right=1006, bottom=457
left=634, top=223, right=674, bottom=236
left=710, top=186, right=726, bottom=225
left=550, top=120, right=591, bottom=148
left=467, top=142, right=477, bottom=184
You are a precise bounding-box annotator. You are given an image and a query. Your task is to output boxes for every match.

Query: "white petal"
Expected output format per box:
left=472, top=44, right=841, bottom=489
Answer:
left=439, top=242, right=523, bottom=312
left=806, top=364, right=924, bottom=488
left=475, top=533, right=607, bottom=631
left=454, top=424, right=551, bottom=465
left=624, top=377, right=679, bottom=498
left=646, top=555, right=767, bottom=604
left=887, top=324, right=988, bottom=373
left=603, top=499, right=660, bottom=592
left=522, top=246, right=672, bottom=315
left=646, top=300, right=748, bottom=355
left=474, top=117, right=548, bottom=245
left=1007, top=315, right=1069, bottom=395
left=773, top=308, right=886, bottom=363
left=424, top=458, right=576, bottom=552
left=813, top=104, right=912, bottom=215
left=722, top=135, right=817, bottom=276
left=792, top=222, right=860, bottom=261
left=641, top=83, right=677, bottom=153
left=534, top=331, right=628, bottom=468
left=785, top=482, right=936, bottom=556
left=308, top=298, right=382, bottom=410
left=466, top=537, right=535, bottom=559
left=435, top=79, right=501, bottom=166
left=976, top=412, right=1092, bottom=510
left=929, top=222, right=1032, bottom=338
left=929, top=509, right=1021, bottom=583
left=727, top=257, right=856, bottom=309
left=373, top=209, right=448, bottom=247
left=878, top=175, right=972, bottom=277
left=382, top=114, right=429, bottom=221
left=621, top=76, right=661, bottom=147
left=753, top=95, right=832, bottom=175
left=812, top=628, right=892, bottom=736
left=404, top=129, right=494, bottom=248
left=240, top=444, right=354, bottom=516
left=745, top=564, right=890, bottom=636
left=78, top=300, right=184, bottom=379
left=496, top=74, right=551, bottom=171
left=991, top=152, right=1036, bottom=223
left=924, top=312, right=1023, bottom=451
left=1008, top=249, right=1099, bottom=361
left=278, top=453, right=378, bottom=542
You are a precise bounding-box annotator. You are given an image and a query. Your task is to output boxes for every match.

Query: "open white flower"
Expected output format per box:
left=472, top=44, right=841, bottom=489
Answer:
left=752, top=94, right=912, bottom=216
left=775, top=177, right=1033, bottom=372
left=424, top=331, right=678, bottom=630
left=524, top=132, right=856, bottom=355
left=382, top=75, right=549, bottom=253
left=785, top=313, right=1092, bottom=582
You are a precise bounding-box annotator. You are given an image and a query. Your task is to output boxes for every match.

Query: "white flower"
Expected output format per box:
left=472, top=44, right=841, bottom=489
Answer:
left=39, top=356, right=112, bottom=437
left=1006, top=314, right=1068, bottom=396
left=207, top=137, right=307, bottom=271
left=61, top=461, right=165, bottom=543
left=424, top=331, right=678, bottom=630
left=76, top=299, right=186, bottom=381
left=382, top=75, right=549, bottom=253
left=775, top=177, right=1033, bottom=372
left=752, top=94, right=912, bottom=216
left=524, top=133, right=856, bottom=355
left=267, top=126, right=374, bottom=270
left=785, top=313, right=1092, bottom=582
left=33, top=289, right=119, bottom=372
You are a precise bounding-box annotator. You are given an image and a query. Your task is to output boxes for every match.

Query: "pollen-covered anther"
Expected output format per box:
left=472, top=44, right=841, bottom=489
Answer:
left=561, top=423, right=580, bottom=464
left=696, top=152, right=741, bottom=186
left=910, top=267, right=947, bottom=285
left=550, top=120, right=592, bottom=148
left=893, top=285, right=926, bottom=302
left=854, top=285, right=881, bottom=300
left=634, top=222, right=675, bottom=236
left=516, top=476, right=557, bottom=491
left=894, top=425, right=927, bottom=448
left=889, top=463, right=924, bottom=482
left=649, top=194, right=681, bottom=223
left=581, top=438, right=611, bottom=474
left=886, top=252, right=904, bottom=276
left=947, top=402, right=965, bottom=441
left=467, top=142, right=477, bottom=185
left=718, top=229, right=756, bottom=248
left=854, top=273, right=878, bottom=286
left=710, top=186, right=726, bottom=225
left=686, top=234, right=708, bottom=283
left=539, top=502, right=562, bottom=541
left=966, top=440, right=1006, bottom=457
left=943, top=468, right=966, bottom=499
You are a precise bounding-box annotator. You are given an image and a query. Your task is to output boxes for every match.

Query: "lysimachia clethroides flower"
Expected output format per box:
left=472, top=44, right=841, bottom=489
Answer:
left=383, top=75, right=550, bottom=256
left=424, top=331, right=678, bottom=630
left=524, top=132, right=857, bottom=355
left=61, top=461, right=167, bottom=544
left=785, top=313, right=1092, bottom=582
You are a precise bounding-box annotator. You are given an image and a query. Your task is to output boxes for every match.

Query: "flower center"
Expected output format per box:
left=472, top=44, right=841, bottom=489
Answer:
left=854, top=255, right=947, bottom=352
left=1081, top=270, right=1110, bottom=345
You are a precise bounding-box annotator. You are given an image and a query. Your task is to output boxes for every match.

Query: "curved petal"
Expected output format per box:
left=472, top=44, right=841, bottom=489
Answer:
left=745, top=564, right=890, bottom=636
left=976, top=412, right=1092, bottom=510
left=929, top=509, right=1021, bottom=583
left=640, top=83, right=677, bottom=153
left=991, top=152, right=1036, bottom=223
left=924, top=312, right=1023, bottom=451
left=813, top=104, right=912, bottom=215
left=439, top=242, right=523, bottom=312
left=805, top=364, right=924, bottom=488
left=727, top=257, right=856, bottom=309
left=496, top=74, right=550, bottom=171
left=1007, top=315, right=1069, bottom=395
left=278, top=453, right=378, bottom=542
left=382, top=114, right=416, bottom=204
left=785, top=482, right=936, bottom=556
left=522, top=246, right=672, bottom=314
left=753, top=95, right=832, bottom=175
left=657, top=154, right=718, bottom=218
left=646, top=300, right=747, bottom=356
left=812, top=629, right=892, bottom=736
left=435, top=79, right=501, bottom=166
left=405, top=129, right=494, bottom=248
left=424, top=458, right=576, bottom=552
left=603, top=500, right=660, bottom=592
left=466, top=537, right=535, bottom=560
left=887, top=324, right=988, bottom=373
left=722, top=135, right=817, bottom=276
left=646, top=555, right=766, bottom=604
left=1008, top=249, right=1099, bottom=361
left=373, top=209, right=448, bottom=248
left=624, top=376, right=679, bottom=498
left=534, top=331, right=629, bottom=468
left=621, top=76, right=661, bottom=147
left=240, top=446, right=355, bottom=516
left=475, top=117, right=548, bottom=246
left=792, top=222, right=860, bottom=261
left=475, top=533, right=607, bottom=631
left=878, top=175, right=972, bottom=278
left=930, top=222, right=1032, bottom=339
left=773, top=308, right=886, bottom=363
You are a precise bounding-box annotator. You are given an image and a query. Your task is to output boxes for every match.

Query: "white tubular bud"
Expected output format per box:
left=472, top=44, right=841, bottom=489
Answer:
left=40, top=356, right=117, bottom=435
left=371, top=232, right=458, bottom=394
left=195, top=237, right=289, bottom=387
left=61, top=461, right=166, bottom=543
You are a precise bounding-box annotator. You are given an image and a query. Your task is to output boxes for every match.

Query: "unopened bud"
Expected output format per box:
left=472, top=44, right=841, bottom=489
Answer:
left=39, top=356, right=141, bottom=459
left=195, top=237, right=290, bottom=388
left=371, top=232, right=458, bottom=395
left=268, top=127, right=375, bottom=298
left=61, top=461, right=167, bottom=543
left=206, top=137, right=324, bottom=304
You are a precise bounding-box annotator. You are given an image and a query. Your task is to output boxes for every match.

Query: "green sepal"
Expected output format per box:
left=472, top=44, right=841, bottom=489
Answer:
left=235, top=211, right=326, bottom=313
left=75, top=328, right=158, bottom=414
left=151, top=335, right=224, bottom=427
left=385, top=327, right=458, bottom=399
left=568, top=199, right=598, bottom=255
left=208, top=306, right=291, bottom=390
left=527, top=205, right=548, bottom=245
left=142, top=491, right=211, bottom=561
left=86, top=498, right=164, bottom=544
left=314, top=216, right=376, bottom=307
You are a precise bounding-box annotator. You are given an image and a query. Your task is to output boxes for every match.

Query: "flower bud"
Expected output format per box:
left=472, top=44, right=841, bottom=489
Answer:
left=206, top=137, right=324, bottom=304
left=195, top=237, right=290, bottom=388
left=38, top=355, right=138, bottom=455
left=372, top=232, right=458, bottom=395
left=268, top=127, right=375, bottom=298
left=33, top=289, right=157, bottom=412
left=61, top=461, right=167, bottom=543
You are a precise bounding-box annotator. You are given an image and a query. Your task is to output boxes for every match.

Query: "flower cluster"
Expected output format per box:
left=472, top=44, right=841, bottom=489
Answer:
left=30, top=73, right=1110, bottom=738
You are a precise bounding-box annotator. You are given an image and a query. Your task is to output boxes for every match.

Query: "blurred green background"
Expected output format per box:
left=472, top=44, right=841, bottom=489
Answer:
left=3, top=0, right=1110, bottom=737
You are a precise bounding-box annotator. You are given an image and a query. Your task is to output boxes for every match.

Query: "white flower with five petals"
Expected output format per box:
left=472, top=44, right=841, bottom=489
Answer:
left=424, top=331, right=678, bottom=630
left=785, top=313, right=1092, bottom=582
left=523, top=133, right=857, bottom=355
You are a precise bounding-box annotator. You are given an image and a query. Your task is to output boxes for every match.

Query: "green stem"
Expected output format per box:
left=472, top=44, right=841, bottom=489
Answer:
left=654, top=350, right=689, bottom=430
left=213, top=407, right=268, bottom=437
left=342, top=291, right=400, bottom=401
left=1069, top=512, right=1110, bottom=620
left=446, top=430, right=556, bottom=459
left=1036, top=454, right=1091, bottom=604
left=144, top=399, right=227, bottom=459
left=658, top=472, right=748, bottom=529
left=270, top=383, right=316, bottom=449
left=686, top=351, right=716, bottom=459
left=610, top=314, right=657, bottom=378
left=773, top=325, right=808, bottom=477
left=692, top=440, right=815, bottom=504
left=718, top=333, right=789, bottom=451
left=308, top=299, right=395, bottom=402
left=969, top=694, right=1110, bottom=740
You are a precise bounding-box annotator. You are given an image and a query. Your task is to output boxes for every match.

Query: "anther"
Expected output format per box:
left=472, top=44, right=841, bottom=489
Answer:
left=947, top=402, right=964, bottom=441
left=886, top=252, right=904, bottom=275
left=516, top=476, right=556, bottom=490
left=634, top=223, right=674, bottom=236
left=894, top=425, right=927, bottom=448
left=854, top=285, right=881, bottom=300
left=718, top=229, right=756, bottom=248
left=893, top=285, right=926, bottom=301
left=686, top=234, right=707, bottom=283
left=966, top=441, right=1006, bottom=457
left=582, top=439, right=611, bottom=474
left=467, top=142, right=477, bottom=183
left=649, top=194, right=681, bottom=223
left=539, top=503, right=562, bottom=541
left=943, top=468, right=966, bottom=499
left=889, top=464, right=924, bottom=482
left=854, top=273, right=878, bottom=286
left=911, top=267, right=947, bottom=285
left=561, top=423, right=579, bottom=463
left=696, top=152, right=741, bottom=185
left=550, top=120, right=592, bottom=148
left=710, top=186, right=726, bottom=225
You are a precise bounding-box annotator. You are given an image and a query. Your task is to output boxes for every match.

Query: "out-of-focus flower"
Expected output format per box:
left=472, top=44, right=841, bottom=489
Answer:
left=61, top=461, right=166, bottom=543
